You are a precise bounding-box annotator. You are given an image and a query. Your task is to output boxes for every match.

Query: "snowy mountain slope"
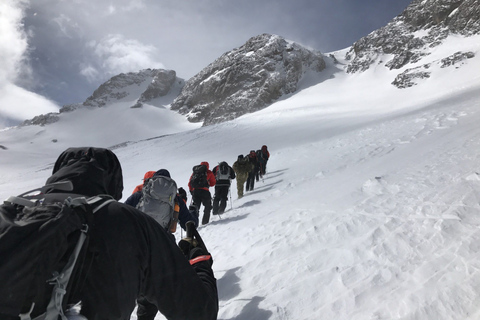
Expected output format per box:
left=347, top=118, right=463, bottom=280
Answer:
left=1, top=31, right=480, bottom=319
left=122, top=45, right=480, bottom=319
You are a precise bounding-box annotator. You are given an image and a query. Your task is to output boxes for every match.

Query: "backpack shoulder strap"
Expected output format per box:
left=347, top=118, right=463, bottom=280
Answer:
left=40, top=195, right=115, bottom=320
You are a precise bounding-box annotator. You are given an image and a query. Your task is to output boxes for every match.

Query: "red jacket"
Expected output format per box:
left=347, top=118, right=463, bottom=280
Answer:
left=132, top=170, right=156, bottom=194
left=188, top=162, right=216, bottom=191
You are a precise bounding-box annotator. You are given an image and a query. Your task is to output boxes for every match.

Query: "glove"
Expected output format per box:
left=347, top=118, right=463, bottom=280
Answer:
left=178, top=237, right=198, bottom=257
left=178, top=238, right=213, bottom=267
left=178, top=187, right=187, bottom=202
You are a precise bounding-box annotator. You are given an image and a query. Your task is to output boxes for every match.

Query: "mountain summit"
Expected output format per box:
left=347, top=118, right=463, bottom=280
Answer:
left=170, top=34, right=326, bottom=125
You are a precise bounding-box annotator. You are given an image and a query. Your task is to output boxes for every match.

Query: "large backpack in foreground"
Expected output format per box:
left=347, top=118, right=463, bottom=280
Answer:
left=136, top=175, right=178, bottom=231
left=0, top=183, right=113, bottom=320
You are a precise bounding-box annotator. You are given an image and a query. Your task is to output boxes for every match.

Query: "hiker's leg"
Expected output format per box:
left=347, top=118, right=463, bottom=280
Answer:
left=237, top=179, right=243, bottom=198
left=212, top=189, right=220, bottom=215
left=218, top=187, right=228, bottom=213
left=202, top=190, right=212, bottom=224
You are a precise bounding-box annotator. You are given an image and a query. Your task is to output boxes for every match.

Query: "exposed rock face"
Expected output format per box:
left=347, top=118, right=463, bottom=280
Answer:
left=22, top=113, right=61, bottom=126
left=83, top=69, right=179, bottom=108
left=138, top=70, right=178, bottom=104
left=345, top=0, right=479, bottom=85
left=22, top=69, right=181, bottom=126
left=171, top=33, right=326, bottom=125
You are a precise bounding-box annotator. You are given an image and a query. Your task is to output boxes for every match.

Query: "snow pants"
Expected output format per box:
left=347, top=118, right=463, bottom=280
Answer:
left=192, top=189, right=213, bottom=224
left=213, top=185, right=230, bottom=215
left=235, top=173, right=248, bottom=198
left=246, top=171, right=256, bottom=191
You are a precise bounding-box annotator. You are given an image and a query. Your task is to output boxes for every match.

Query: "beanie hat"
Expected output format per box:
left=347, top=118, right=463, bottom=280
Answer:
left=154, top=169, right=171, bottom=178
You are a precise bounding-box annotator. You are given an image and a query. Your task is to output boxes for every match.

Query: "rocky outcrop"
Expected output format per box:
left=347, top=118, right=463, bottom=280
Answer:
left=83, top=69, right=180, bottom=108
left=391, top=50, right=475, bottom=88
left=171, top=33, right=326, bottom=125
left=346, top=0, right=480, bottom=78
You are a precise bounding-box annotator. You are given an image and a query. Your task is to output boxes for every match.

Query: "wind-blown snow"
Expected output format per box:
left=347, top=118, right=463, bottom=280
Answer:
left=1, top=34, right=480, bottom=319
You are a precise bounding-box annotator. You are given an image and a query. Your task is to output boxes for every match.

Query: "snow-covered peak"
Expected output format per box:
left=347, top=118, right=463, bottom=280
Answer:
left=83, top=68, right=183, bottom=109
left=170, top=33, right=326, bottom=125
left=345, top=0, right=479, bottom=88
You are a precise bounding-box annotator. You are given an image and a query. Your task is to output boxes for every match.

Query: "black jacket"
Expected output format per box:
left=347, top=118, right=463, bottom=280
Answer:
left=26, top=147, right=218, bottom=320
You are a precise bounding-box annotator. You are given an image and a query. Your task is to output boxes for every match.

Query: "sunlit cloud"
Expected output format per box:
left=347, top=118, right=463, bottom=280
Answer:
left=0, top=0, right=29, bottom=84
left=0, top=0, right=59, bottom=128
left=89, top=34, right=164, bottom=76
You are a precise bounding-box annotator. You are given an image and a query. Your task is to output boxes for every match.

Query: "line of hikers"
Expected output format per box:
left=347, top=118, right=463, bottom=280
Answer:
left=128, top=145, right=270, bottom=228
left=0, top=145, right=270, bottom=320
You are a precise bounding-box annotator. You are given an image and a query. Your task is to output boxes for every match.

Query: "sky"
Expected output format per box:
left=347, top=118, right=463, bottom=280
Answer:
left=1, top=29, right=480, bottom=319
left=0, top=0, right=413, bottom=128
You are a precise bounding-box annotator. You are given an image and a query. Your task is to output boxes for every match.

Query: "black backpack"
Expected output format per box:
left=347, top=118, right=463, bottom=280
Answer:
left=0, top=182, right=114, bottom=320
left=190, top=164, right=209, bottom=189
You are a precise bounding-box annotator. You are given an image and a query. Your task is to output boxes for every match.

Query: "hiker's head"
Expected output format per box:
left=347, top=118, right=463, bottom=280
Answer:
left=46, top=147, right=124, bottom=200
left=201, top=161, right=209, bottom=169
left=237, top=154, right=243, bottom=160
left=154, top=169, right=171, bottom=178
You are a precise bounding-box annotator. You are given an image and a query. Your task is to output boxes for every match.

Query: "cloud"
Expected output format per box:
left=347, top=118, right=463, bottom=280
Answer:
left=0, top=83, right=59, bottom=125
left=87, top=34, right=165, bottom=79
left=0, top=0, right=29, bottom=84
left=111, top=0, right=146, bottom=13
left=0, top=0, right=59, bottom=128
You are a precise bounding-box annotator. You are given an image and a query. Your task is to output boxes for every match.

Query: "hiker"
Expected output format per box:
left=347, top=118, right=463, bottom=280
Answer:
left=260, top=145, right=270, bottom=175
left=125, top=169, right=199, bottom=231
left=132, top=170, right=156, bottom=194
left=0, top=147, right=218, bottom=320
left=212, top=161, right=236, bottom=215
left=125, top=169, right=200, bottom=320
left=188, top=162, right=216, bottom=225
left=255, top=150, right=265, bottom=181
left=246, top=150, right=260, bottom=192
left=232, top=154, right=254, bottom=199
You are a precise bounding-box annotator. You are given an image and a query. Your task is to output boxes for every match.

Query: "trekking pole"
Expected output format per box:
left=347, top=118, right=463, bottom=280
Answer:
left=229, top=188, right=233, bottom=210
left=185, top=221, right=208, bottom=252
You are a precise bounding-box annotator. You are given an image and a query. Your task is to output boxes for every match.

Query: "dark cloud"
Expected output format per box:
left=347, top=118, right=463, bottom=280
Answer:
left=18, top=0, right=412, bottom=106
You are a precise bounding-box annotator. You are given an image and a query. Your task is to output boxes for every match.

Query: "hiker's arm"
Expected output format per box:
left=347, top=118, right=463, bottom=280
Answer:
left=145, top=223, right=218, bottom=320
left=177, top=197, right=199, bottom=229
left=207, top=172, right=216, bottom=187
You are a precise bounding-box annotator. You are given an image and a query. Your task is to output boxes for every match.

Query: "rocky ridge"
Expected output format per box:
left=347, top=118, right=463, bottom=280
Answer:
left=170, top=33, right=326, bottom=125
left=345, top=0, right=479, bottom=88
